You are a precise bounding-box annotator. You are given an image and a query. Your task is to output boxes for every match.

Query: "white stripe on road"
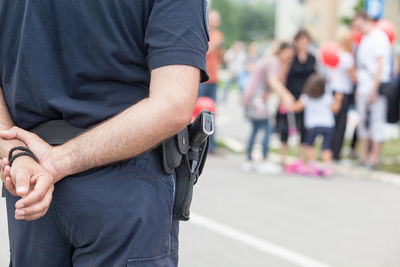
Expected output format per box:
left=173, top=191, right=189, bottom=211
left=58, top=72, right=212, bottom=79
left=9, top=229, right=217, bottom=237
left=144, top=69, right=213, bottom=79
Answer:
left=190, top=213, right=333, bottom=267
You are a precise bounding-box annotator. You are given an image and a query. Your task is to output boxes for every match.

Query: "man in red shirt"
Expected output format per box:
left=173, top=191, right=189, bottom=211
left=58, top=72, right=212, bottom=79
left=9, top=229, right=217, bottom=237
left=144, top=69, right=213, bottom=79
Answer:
left=199, top=9, right=224, bottom=153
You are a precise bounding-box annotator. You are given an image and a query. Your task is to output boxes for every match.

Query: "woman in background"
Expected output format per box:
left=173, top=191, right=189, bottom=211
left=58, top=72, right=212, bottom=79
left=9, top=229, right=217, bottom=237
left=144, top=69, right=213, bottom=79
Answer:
left=242, top=42, right=295, bottom=172
left=277, top=29, right=316, bottom=167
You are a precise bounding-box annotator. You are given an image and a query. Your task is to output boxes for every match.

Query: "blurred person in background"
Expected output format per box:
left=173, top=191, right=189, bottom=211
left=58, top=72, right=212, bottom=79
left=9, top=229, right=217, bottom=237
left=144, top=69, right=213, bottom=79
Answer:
left=238, top=42, right=260, bottom=92
left=352, top=12, right=392, bottom=169
left=328, top=29, right=357, bottom=161
left=291, top=74, right=342, bottom=176
left=277, top=29, right=316, bottom=166
left=242, top=42, right=295, bottom=173
left=222, top=41, right=246, bottom=101
left=199, top=9, right=224, bottom=154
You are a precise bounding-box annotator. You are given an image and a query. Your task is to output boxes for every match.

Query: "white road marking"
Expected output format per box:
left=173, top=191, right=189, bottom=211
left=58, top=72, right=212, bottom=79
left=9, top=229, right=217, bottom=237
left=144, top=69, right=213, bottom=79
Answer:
left=190, top=213, right=333, bottom=267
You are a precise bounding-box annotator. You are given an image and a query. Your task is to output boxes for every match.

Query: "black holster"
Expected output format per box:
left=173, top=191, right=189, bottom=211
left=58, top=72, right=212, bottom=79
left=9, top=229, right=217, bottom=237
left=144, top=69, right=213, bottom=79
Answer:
left=161, top=124, right=210, bottom=221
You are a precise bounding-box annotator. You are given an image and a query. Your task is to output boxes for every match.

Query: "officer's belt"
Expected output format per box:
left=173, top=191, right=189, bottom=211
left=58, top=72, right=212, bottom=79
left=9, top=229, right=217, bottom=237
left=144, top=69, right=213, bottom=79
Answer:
left=30, top=120, right=87, bottom=145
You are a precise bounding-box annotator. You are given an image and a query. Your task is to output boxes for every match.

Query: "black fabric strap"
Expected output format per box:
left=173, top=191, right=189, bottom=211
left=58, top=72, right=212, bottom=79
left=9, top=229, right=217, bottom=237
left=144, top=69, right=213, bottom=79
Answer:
left=9, top=151, right=37, bottom=167
left=8, top=146, right=32, bottom=162
left=8, top=147, right=38, bottom=167
left=30, top=120, right=86, bottom=145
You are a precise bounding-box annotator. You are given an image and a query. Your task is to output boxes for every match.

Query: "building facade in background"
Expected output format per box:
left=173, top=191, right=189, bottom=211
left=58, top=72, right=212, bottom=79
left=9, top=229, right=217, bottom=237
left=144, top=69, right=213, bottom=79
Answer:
left=275, top=0, right=357, bottom=44
left=275, top=0, right=306, bottom=40
left=384, top=0, right=400, bottom=49
left=275, top=0, right=400, bottom=46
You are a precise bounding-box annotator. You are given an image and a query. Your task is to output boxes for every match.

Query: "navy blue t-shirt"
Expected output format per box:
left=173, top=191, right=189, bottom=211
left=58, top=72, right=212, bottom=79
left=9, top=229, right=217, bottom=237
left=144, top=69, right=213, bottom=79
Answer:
left=0, top=0, right=209, bottom=129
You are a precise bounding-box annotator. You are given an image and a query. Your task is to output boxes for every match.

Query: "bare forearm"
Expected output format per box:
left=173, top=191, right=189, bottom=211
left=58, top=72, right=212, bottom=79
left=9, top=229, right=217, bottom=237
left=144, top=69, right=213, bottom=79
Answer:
left=292, top=100, right=304, bottom=113
left=0, top=88, right=26, bottom=157
left=348, top=68, right=357, bottom=84
left=53, top=98, right=186, bottom=179
left=332, top=93, right=343, bottom=114
left=52, top=66, right=200, bottom=180
left=268, top=76, right=290, bottom=98
left=372, top=57, right=384, bottom=93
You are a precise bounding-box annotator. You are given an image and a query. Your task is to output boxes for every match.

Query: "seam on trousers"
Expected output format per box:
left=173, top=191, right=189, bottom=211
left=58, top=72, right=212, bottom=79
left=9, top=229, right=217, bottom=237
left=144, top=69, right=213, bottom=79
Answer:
left=127, top=248, right=178, bottom=263
left=52, top=203, right=98, bottom=267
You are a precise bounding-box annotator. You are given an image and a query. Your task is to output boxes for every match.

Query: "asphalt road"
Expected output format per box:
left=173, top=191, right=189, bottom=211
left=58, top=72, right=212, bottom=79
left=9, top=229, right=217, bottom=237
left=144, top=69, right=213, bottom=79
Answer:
left=1, top=157, right=400, bottom=267
left=179, top=154, right=400, bottom=267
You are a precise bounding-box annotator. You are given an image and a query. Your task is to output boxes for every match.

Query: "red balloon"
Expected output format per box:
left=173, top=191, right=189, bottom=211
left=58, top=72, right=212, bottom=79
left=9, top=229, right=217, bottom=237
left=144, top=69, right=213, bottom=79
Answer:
left=376, top=19, right=397, bottom=44
left=319, top=42, right=341, bottom=68
left=192, top=97, right=216, bottom=122
left=352, top=30, right=362, bottom=45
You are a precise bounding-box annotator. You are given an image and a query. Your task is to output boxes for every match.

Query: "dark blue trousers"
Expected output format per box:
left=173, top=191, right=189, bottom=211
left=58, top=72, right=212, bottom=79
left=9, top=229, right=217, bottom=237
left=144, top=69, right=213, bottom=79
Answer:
left=6, top=150, right=179, bottom=267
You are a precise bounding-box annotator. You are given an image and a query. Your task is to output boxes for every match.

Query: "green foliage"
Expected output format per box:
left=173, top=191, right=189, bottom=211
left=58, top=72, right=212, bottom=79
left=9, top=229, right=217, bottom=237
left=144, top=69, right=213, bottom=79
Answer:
left=354, top=0, right=366, bottom=13
left=211, top=0, right=275, bottom=48
left=341, top=0, right=366, bottom=26
left=211, top=0, right=239, bottom=48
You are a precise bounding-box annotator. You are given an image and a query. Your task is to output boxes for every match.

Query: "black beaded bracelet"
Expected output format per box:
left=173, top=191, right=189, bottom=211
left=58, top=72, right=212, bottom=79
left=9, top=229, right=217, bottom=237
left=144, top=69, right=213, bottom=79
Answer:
left=8, top=146, right=38, bottom=167
left=8, top=146, right=31, bottom=161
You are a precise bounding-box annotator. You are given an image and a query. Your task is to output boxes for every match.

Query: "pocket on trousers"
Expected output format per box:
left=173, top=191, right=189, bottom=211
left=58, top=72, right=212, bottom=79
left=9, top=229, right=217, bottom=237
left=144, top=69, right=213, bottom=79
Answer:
left=126, top=150, right=151, bottom=171
left=127, top=250, right=178, bottom=267
left=122, top=169, right=176, bottom=264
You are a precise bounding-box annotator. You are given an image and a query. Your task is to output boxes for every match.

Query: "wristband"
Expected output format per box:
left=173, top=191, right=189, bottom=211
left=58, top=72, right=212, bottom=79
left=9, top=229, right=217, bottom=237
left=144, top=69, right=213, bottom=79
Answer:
left=8, top=146, right=32, bottom=161
left=8, top=146, right=38, bottom=167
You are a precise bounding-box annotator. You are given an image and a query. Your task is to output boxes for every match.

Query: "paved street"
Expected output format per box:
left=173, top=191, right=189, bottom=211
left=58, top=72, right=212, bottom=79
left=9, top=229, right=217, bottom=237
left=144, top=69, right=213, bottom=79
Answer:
left=2, top=157, right=400, bottom=267
left=179, top=154, right=400, bottom=267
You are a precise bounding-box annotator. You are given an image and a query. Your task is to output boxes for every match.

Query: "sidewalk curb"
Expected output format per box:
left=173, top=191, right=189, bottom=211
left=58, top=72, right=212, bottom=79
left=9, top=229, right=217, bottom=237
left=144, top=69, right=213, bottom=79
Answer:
left=218, top=136, right=400, bottom=187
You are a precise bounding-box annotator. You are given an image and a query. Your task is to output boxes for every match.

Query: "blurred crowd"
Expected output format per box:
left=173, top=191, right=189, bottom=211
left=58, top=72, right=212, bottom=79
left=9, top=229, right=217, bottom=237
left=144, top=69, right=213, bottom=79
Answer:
left=199, top=10, right=400, bottom=177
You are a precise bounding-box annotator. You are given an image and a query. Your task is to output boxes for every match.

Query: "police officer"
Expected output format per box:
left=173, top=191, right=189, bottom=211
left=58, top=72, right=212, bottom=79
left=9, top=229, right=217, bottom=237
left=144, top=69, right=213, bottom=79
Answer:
left=0, top=0, right=209, bottom=266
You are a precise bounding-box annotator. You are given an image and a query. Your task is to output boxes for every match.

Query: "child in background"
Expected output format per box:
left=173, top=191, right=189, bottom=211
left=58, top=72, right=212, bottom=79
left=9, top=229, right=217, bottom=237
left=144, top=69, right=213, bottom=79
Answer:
left=290, top=74, right=342, bottom=176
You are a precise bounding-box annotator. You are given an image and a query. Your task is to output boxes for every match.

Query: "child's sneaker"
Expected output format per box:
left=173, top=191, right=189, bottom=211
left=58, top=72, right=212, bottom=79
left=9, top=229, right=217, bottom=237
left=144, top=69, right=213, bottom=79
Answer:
left=256, top=162, right=282, bottom=174
left=285, top=163, right=296, bottom=174
left=308, top=163, right=322, bottom=177
left=293, top=160, right=308, bottom=175
left=288, top=126, right=298, bottom=136
left=322, top=166, right=333, bottom=177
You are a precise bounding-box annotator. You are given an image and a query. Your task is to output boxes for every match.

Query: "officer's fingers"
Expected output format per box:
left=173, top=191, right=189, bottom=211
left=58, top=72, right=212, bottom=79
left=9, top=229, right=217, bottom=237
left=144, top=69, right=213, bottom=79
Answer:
left=0, top=126, right=51, bottom=158
left=30, top=173, right=39, bottom=184
left=0, top=126, right=31, bottom=140
left=14, top=167, right=31, bottom=197
left=15, top=187, right=53, bottom=221
left=1, top=158, right=5, bottom=173
left=5, top=177, right=17, bottom=196
left=4, top=165, right=11, bottom=182
left=1, top=158, right=9, bottom=179
left=3, top=158, right=9, bottom=167
left=0, top=128, right=17, bottom=140
left=15, top=174, right=53, bottom=209
left=0, top=159, right=5, bottom=183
